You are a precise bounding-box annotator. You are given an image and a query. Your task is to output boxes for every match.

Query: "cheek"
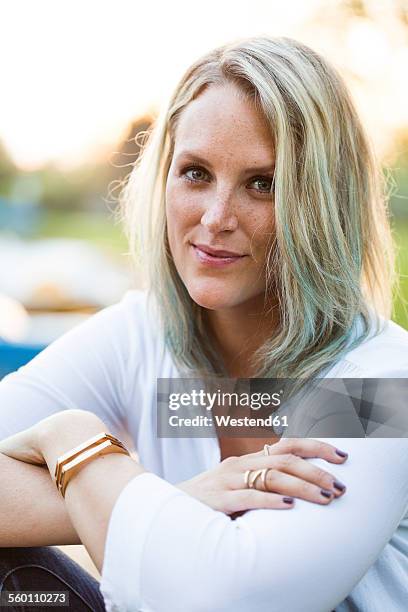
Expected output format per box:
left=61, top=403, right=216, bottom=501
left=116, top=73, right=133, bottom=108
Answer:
left=166, top=179, right=203, bottom=233
left=245, top=207, right=275, bottom=252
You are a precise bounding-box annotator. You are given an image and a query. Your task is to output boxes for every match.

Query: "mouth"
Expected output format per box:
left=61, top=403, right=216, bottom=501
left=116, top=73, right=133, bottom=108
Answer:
left=190, top=243, right=246, bottom=267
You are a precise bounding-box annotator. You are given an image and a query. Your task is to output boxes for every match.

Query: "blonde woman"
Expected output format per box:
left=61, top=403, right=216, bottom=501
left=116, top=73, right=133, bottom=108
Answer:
left=0, top=37, right=407, bottom=612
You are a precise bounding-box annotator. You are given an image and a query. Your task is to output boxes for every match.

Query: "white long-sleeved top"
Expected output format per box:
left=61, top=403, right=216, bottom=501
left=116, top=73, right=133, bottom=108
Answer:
left=0, top=290, right=407, bottom=612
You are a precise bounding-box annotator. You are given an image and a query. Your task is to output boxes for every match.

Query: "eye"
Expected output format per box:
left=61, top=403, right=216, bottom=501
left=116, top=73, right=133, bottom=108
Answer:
left=248, top=176, right=275, bottom=195
left=182, top=166, right=210, bottom=184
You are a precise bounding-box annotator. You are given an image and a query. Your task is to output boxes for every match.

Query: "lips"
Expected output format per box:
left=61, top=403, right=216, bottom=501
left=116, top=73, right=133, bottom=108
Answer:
left=191, top=243, right=246, bottom=268
left=192, top=243, right=244, bottom=258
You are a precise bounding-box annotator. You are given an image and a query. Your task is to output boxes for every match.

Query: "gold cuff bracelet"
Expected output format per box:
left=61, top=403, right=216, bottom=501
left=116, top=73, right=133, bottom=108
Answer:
left=54, top=432, right=130, bottom=497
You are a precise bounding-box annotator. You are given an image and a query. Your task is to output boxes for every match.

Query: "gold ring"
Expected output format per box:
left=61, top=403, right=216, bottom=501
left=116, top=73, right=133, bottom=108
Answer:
left=248, top=469, right=264, bottom=489
left=244, top=467, right=271, bottom=491
left=261, top=467, right=270, bottom=491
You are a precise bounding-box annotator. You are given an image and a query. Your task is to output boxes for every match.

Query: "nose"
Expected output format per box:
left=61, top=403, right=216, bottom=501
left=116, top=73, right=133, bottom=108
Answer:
left=200, top=189, right=238, bottom=233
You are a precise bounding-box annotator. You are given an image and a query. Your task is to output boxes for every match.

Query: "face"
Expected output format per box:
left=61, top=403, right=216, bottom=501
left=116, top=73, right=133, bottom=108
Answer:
left=165, top=82, right=276, bottom=313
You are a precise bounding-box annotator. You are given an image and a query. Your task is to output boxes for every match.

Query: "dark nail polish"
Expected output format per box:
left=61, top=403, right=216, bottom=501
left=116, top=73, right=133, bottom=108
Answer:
left=333, top=480, right=346, bottom=492
left=335, top=449, right=348, bottom=458
left=320, top=489, right=333, bottom=499
left=283, top=497, right=294, bottom=504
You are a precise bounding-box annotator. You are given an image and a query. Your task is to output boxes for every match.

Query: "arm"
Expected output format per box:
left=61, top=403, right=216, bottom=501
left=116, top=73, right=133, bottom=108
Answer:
left=101, top=438, right=408, bottom=612
left=0, top=293, right=138, bottom=546
left=36, top=430, right=408, bottom=612
left=0, top=453, right=80, bottom=546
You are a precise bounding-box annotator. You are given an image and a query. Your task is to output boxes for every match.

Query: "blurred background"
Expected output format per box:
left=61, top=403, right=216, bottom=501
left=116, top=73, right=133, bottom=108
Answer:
left=1, top=0, right=408, bottom=354
left=0, top=0, right=407, bottom=578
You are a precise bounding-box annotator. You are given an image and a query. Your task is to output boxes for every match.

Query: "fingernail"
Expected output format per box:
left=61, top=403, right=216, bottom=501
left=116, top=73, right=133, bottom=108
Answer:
left=333, top=480, right=346, bottom=492
left=335, top=449, right=348, bottom=458
left=283, top=497, right=294, bottom=504
left=320, top=489, right=333, bottom=499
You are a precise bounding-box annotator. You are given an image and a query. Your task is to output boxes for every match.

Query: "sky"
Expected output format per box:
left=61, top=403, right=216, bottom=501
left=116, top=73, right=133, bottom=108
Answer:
left=0, top=0, right=407, bottom=169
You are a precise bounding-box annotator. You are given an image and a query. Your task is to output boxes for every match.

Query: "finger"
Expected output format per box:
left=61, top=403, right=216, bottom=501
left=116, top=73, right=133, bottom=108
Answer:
left=248, top=438, right=349, bottom=464
left=258, top=470, right=335, bottom=505
left=228, top=489, right=296, bottom=512
left=236, top=454, right=346, bottom=497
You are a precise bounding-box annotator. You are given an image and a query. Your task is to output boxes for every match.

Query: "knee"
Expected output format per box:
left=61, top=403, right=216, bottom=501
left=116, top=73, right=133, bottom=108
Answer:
left=0, top=549, right=103, bottom=612
left=0, top=548, right=64, bottom=596
left=0, top=547, right=51, bottom=578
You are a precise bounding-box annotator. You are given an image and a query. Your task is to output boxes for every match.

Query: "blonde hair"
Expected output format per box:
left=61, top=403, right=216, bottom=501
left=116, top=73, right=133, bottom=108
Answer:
left=119, top=36, right=395, bottom=379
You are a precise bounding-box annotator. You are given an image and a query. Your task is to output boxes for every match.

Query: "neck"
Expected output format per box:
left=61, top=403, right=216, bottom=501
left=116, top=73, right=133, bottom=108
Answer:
left=203, top=295, right=279, bottom=378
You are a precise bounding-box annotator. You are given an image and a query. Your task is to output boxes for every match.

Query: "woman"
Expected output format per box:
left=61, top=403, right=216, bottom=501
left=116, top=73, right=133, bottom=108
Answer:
left=0, top=36, right=407, bottom=612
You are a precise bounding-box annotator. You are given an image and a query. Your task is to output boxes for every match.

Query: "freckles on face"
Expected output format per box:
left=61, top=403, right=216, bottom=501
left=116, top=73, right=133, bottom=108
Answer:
left=165, top=82, right=276, bottom=310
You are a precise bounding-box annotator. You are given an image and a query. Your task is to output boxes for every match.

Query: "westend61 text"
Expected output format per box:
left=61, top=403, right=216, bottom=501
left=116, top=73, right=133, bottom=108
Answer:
left=168, top=414, right=289, bottom=428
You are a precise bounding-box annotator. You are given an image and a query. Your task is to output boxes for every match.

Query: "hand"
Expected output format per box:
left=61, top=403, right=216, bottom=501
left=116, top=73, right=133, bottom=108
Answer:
left=0, top=409, right=107, bottom=470
left=176, top=438, right=348, bottom=515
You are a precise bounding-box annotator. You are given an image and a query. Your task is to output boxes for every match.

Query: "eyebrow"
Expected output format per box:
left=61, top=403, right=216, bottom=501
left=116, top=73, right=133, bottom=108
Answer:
left=174, top=150, right=275, bottom=175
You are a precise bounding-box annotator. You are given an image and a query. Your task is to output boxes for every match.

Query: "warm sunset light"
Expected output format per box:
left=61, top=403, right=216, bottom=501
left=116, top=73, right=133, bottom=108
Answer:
left=0, top=0, right=407, bottom=169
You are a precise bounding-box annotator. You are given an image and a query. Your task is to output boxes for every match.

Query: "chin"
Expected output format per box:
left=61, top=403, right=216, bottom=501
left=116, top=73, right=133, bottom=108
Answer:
left=186, top=279, right=239, bottom=310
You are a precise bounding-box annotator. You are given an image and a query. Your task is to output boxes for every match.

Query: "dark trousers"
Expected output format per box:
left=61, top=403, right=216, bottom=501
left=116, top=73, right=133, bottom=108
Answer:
left=0, top=547, right=106, bottom=611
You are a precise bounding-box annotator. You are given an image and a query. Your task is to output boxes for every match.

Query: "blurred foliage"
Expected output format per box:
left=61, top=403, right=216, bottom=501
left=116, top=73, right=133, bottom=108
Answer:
left=393, top=220, right=408, bottom=329
left=37, top=210, right=127, bottom=256
left=389, top=130, right=408, bottom=218
left=38, top=163, right=110, bottom=211
left=343, top=0, right=368, bottom=19
left=0, top=117, right=152, bottom=213
left=342, top=0, right=408, bottom=25
left=0, top=140, right=17, bottom=195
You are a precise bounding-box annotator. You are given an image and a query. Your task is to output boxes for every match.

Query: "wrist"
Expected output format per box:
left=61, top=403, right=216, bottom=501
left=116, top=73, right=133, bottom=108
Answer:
left=39, top=411, right=107, bottom=482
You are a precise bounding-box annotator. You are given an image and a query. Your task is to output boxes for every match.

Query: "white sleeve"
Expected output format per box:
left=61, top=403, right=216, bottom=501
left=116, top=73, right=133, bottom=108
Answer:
left=100, top=437, right=408, bottom=612
left=0, top=293, right=139, bottom=442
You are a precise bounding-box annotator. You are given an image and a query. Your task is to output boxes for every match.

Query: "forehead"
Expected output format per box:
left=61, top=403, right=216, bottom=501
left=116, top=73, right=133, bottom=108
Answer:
left=172, top=83, right=275, bottom=163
